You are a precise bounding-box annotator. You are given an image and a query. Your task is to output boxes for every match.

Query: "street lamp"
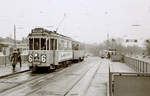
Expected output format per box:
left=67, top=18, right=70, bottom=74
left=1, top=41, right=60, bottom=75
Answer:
left=13, top=24, right=24, bottom=48
left=105, top=11, right=110, bottom=50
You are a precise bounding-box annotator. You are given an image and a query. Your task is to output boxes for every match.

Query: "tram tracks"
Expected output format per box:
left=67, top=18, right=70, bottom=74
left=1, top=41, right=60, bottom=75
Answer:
left=25, top=59, right=101, bottom=96
left=64, top=62, right=101, bottom=96
left=25, top=61, right=94, bottom=96
left=0, top=71, right=46, bottom=93
left=0, top=64, right=70, bottom=94
left=0, top=60, right=89, bottom=96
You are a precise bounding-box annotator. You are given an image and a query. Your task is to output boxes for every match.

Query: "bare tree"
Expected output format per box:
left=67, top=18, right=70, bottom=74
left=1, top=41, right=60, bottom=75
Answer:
left=85, top=37, right=143, bottom=56
left=144, top=41, right=150, bottom=56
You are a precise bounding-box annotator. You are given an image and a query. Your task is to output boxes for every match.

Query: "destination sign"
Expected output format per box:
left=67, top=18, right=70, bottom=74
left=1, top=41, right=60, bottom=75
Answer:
left=32, top=28, right=43, bottom=33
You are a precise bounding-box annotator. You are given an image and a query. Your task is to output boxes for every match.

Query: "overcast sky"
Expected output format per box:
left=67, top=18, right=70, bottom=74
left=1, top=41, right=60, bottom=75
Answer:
left=0, top=0, right=150, bottom=43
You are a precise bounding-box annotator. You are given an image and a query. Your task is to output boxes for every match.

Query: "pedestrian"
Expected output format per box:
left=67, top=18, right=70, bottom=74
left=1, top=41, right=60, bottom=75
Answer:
left=10, top=50, right=18, bottom=71
left=17, top=49, right=22, bottom=68
left=107, top=52, right=110, bottom=59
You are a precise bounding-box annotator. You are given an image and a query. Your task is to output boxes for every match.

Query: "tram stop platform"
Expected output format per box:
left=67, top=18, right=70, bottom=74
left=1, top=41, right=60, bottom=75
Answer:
left=85, top=58, right=135, bottom=96
left=109, top=60, right=150, bottom=96
left=0, top=62, right=29, bottom=78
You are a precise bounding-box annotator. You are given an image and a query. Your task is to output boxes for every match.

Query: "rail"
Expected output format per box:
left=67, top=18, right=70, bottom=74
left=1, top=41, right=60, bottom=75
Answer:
left=123, top=56, right=150, bottom=73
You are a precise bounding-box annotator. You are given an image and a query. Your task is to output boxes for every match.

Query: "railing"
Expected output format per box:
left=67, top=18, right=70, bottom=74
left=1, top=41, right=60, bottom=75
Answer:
left=0, top=55, right=27, bottom=66
left=124, top=56, right=150, bottom=73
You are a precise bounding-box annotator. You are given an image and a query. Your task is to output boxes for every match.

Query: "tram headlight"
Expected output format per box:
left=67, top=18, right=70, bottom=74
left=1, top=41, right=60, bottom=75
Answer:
left=41, top=54, right=46, bottom=63
left=28, top=54, right=33, bottom=63
left=34, top=53, right=38, bottom=57
left=34, top=53, right=39, bottom=60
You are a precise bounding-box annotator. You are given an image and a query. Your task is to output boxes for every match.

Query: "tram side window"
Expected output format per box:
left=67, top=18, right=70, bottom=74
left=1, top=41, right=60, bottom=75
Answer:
left=68, top=41, right=72, bottom=50
left=41, top=38, right=46, bottom=50
left=50, top=39, right=54, bottom=50
left=34, top=38, right=40, bottom=50
left=59, top=39, right=64, bottom=50
left=72, top=43, right=75, bottom=50
left=76, top=44, right=79, bottom=50
left=29, top=38, right=33, bottom=50
left=72, top=43, right=79, bottom=50
left=50, top=39, right=57, bottom=50
left=55, top=39, right=57, bottom=50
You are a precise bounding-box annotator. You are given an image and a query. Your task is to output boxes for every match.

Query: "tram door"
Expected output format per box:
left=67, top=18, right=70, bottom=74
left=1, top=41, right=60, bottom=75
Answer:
left=50, top=38, right=57, bottom=65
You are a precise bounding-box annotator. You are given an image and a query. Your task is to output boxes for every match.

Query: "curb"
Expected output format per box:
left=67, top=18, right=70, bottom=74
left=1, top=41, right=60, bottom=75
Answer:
left=0, top=69, right=30, bottom=79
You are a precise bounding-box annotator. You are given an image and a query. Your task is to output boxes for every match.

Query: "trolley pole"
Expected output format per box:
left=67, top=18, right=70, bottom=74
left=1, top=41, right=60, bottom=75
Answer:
left=56, top=13, right=66, bottom=33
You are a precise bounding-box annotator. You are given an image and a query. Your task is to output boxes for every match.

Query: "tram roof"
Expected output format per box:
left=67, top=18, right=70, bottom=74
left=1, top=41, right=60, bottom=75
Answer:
left=28, top=28, right=73, bottom=40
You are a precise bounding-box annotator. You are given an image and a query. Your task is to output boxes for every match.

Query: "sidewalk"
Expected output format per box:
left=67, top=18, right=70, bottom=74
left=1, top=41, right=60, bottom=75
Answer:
left=110, top=61, right=135, bottom=72
left=85, top=59, right=110, bottom=96
left=0, top=62, right=29, bottom=78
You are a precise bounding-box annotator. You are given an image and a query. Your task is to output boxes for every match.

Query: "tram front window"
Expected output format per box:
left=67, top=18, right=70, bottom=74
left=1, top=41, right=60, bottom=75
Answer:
left=34, top=38, right=40, bottom=50
left=47, top=39, right=49, bottom=50
left=29, top=38, right=33, bottom=50
left=41, top=38, right=46, bottom=50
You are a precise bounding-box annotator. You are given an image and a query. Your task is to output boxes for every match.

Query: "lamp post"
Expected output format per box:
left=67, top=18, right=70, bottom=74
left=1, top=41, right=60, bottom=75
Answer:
left=105, top=11, right=109, bottom=50
left=13, top=24, right=24, bottom=48
left=105, top=10, right=111, bottom=50
left=14, top=24, right=16, bottom=48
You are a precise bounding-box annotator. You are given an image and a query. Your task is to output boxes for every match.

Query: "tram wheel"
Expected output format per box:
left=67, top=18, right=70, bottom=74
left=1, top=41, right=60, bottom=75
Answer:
left=50, top=64, right=56, bottom=71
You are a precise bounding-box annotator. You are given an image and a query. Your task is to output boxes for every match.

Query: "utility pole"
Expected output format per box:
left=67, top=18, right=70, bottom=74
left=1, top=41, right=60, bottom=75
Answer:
left=105, top=11, right=110, bottom=50
left=14, top=24, right=16, bottom=48
left=107, top=32, right=109, bottom=50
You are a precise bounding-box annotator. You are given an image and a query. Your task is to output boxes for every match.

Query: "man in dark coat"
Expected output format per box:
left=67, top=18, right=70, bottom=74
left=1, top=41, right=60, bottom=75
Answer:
left=10, top=50, right=18, bottom=71
left=107, top=52, right=110, bottom=59
left=17, top=49, right=22, bottom=68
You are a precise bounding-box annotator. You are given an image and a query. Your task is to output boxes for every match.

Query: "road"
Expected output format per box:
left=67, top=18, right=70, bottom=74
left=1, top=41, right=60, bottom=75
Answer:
left=0, top=57, right=110, bottom=96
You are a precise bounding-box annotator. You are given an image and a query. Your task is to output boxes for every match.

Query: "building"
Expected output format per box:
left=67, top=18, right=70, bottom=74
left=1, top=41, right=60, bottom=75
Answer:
left=0, top=37, right=28, bottom=56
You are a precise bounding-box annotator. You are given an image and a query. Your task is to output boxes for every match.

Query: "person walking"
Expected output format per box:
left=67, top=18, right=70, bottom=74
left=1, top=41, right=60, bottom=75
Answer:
left=10, top=50, right=18, bottom=71
left=107, top=52, right=110, bottom=59
left=17, top=49, right=22, bottom=68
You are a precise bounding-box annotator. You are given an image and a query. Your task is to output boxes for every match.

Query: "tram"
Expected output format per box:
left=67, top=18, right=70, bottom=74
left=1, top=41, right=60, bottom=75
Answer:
left=109, top=49, right=123, bottom=62
left=27, top=28, right=85, bottom=71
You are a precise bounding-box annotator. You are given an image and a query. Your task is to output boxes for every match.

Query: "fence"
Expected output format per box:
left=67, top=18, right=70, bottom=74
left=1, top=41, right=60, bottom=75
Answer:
left=0, top=55, right=27, bottom=66
left=124, top=56, right=150, bottom=73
